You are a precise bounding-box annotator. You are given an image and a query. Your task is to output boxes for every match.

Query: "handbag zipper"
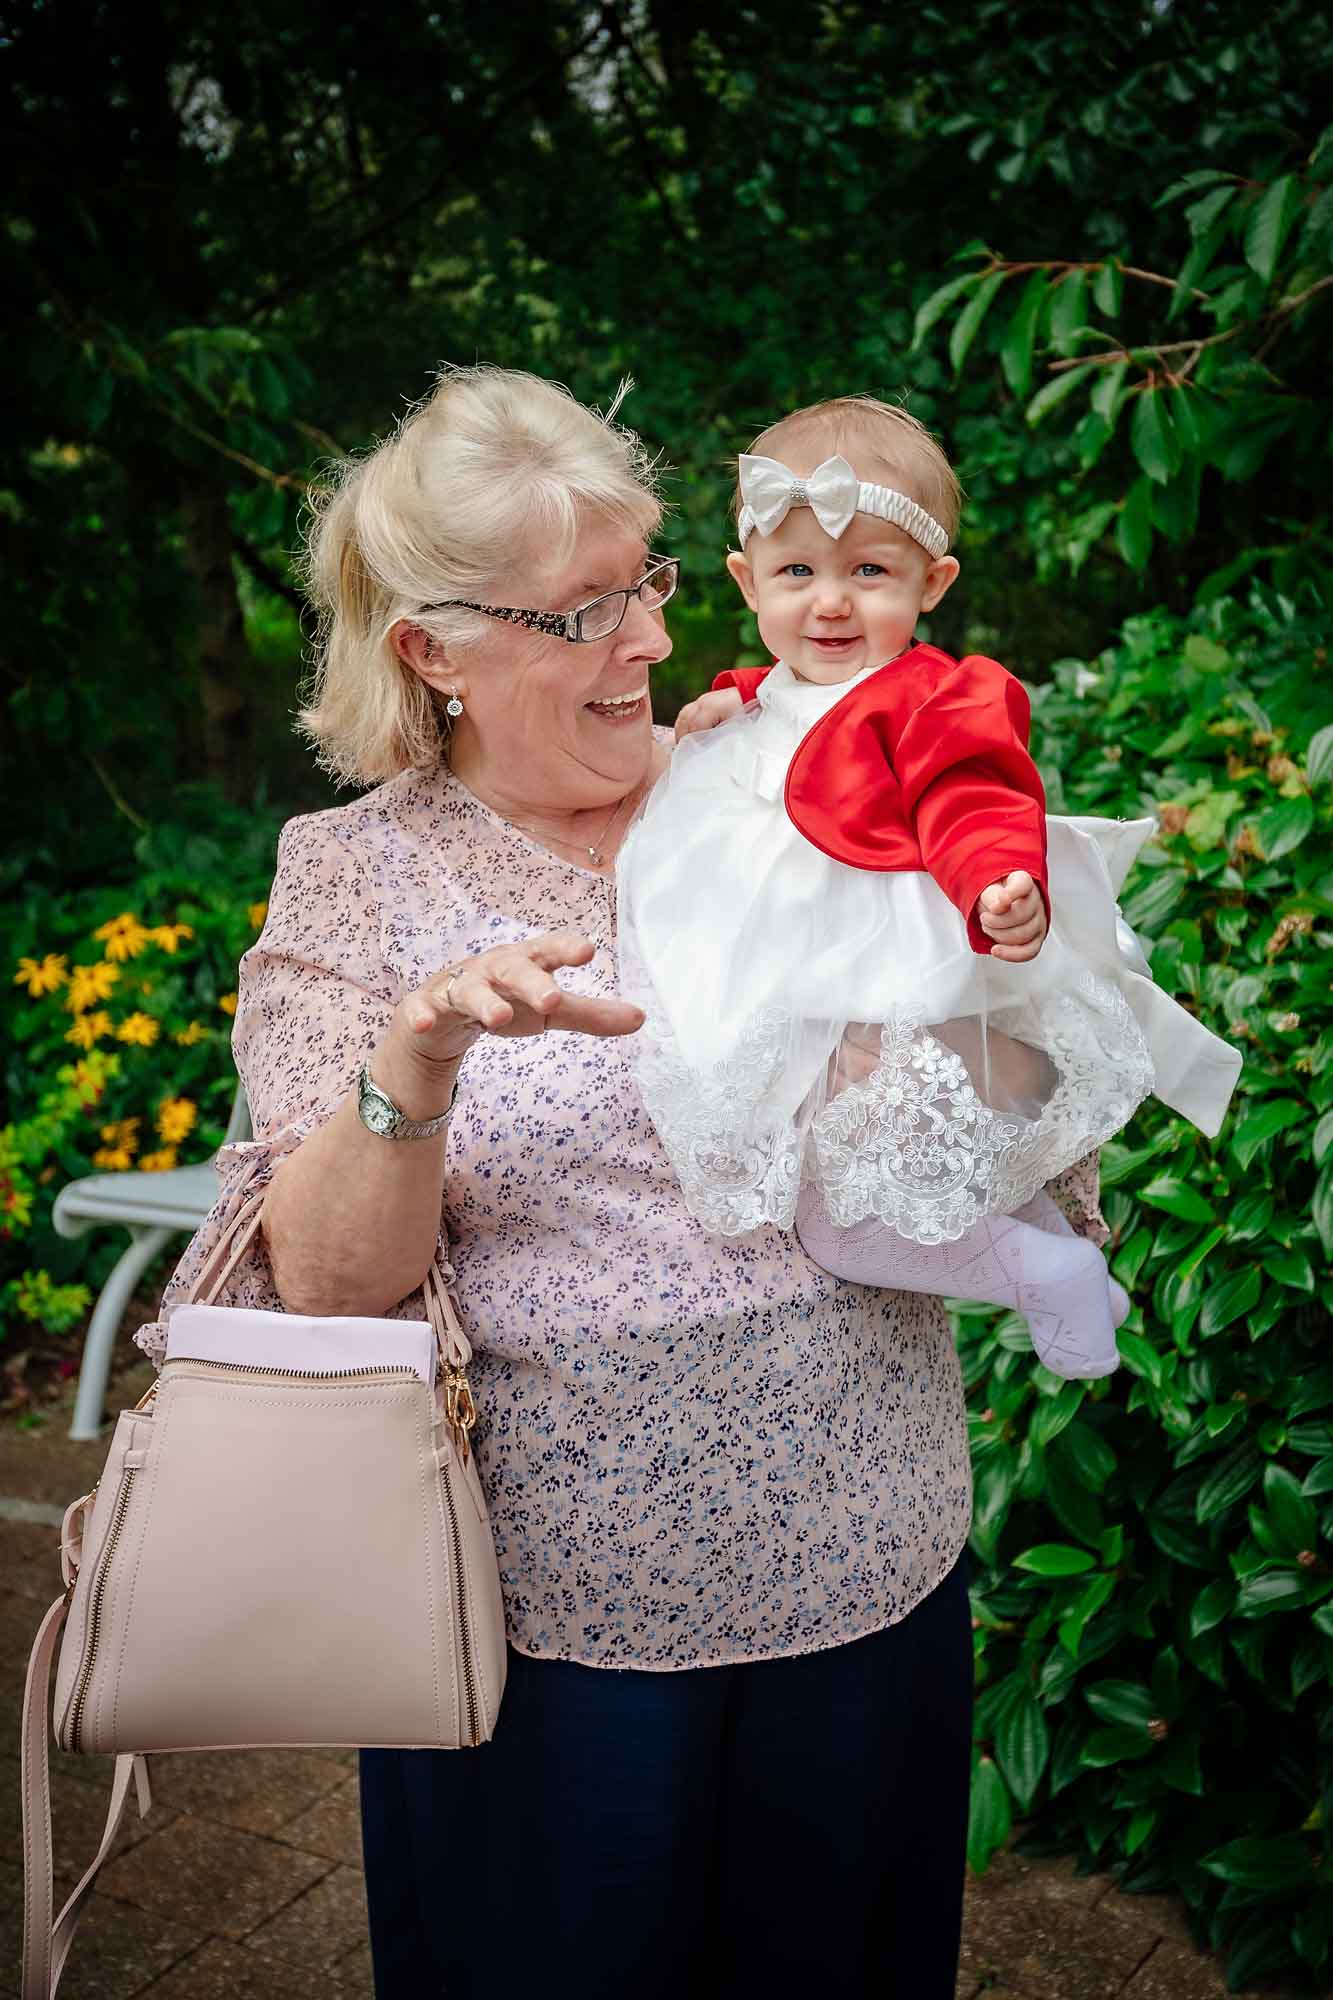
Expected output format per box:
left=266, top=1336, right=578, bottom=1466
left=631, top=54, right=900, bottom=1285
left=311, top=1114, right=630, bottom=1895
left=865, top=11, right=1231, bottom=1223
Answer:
left=67, top=1460, right=138, bottom=1752
left=440, top=1456, right=482, bottom=1744
left=74, top=1357, right=484, bottom=1749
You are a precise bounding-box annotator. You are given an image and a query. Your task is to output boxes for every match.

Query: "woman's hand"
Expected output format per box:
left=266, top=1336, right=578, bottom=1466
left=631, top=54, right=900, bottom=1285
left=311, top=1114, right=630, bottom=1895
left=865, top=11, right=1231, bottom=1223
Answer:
left=978, top=871, right=1048, bottom=962
left=395, top=930, right=644, bottom=1064
left=675, top=688, right=744, bottom=740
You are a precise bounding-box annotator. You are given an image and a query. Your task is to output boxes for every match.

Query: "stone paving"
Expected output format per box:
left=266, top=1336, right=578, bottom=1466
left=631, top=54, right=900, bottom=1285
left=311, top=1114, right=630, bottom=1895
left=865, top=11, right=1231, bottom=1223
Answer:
left=0, top=1362, right=1256, bottom=1999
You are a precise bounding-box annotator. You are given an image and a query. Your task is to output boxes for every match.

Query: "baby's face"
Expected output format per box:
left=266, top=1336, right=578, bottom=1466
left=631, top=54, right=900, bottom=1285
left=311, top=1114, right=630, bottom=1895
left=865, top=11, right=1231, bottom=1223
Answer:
left=726, top=454, right=959, bottom=683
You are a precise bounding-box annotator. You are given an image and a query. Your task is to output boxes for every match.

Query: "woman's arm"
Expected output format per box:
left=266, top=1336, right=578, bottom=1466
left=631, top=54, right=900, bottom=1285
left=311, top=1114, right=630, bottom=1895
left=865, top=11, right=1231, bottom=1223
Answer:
left=243, top=821, right=642, bottom=1317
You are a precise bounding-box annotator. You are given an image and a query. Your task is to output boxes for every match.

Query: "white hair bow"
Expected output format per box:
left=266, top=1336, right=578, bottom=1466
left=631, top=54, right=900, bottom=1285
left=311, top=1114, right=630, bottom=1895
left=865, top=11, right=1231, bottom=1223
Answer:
left=737, top=452, right=951, bottom=559
left=738, top=453, right=861, bottom=542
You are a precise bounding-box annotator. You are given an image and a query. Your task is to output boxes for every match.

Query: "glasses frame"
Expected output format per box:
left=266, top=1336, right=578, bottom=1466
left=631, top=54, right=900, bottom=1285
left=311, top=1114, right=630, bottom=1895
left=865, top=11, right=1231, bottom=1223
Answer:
left=420, top=554, right=680, bottom=646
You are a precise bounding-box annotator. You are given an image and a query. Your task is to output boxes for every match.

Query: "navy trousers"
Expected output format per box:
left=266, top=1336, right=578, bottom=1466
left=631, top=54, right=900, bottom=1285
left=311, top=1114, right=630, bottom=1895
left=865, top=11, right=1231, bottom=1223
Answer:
left=360, top=1556, right=972, bottom=1998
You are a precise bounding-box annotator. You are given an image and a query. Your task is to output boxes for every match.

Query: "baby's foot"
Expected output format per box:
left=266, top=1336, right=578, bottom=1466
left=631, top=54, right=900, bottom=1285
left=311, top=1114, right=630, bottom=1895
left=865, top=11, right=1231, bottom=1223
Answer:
left=1012, top=1190, right=1129, bottom=1328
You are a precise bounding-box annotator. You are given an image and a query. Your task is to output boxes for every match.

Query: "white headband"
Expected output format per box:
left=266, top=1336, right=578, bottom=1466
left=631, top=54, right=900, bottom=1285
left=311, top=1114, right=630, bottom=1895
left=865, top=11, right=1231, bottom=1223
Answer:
left=737, top=452, right=950, bottom=560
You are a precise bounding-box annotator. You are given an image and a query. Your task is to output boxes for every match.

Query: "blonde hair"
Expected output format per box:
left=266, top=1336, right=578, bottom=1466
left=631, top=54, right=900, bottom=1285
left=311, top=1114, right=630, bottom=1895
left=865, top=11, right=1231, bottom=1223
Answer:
left=298, top=366, right=662, bottom=785
left=737, top=394, right=962, bottom=543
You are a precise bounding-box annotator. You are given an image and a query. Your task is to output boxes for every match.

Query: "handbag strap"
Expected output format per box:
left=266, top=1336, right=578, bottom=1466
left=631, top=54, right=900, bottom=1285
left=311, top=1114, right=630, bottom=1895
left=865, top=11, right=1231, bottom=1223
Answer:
left=21, top=1590, right=152, bottom=1999
left=184, top=1187, right=474, bottom=1374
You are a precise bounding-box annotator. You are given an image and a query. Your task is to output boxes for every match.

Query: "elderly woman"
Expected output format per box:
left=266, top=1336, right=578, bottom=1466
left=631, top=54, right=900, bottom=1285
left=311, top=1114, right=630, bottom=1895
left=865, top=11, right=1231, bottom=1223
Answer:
left=143, top=367, right=1102, bottom=1998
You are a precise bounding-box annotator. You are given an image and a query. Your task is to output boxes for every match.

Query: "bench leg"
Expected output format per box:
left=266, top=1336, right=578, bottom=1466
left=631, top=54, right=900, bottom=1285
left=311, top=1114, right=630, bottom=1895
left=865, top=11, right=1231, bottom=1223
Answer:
left=69, top=1225, right=174, bottom=1440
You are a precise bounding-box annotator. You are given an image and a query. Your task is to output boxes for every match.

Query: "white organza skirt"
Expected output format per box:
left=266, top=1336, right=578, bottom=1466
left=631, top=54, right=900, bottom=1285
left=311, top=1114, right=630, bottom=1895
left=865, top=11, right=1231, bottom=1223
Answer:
left=616, top=707, right=1241, bottom=1241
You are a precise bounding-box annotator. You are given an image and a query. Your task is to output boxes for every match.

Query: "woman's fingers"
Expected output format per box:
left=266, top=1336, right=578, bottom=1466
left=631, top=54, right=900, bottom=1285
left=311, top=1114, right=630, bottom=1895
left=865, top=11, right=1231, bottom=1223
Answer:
left=409, top=932, right=642, bottom=1043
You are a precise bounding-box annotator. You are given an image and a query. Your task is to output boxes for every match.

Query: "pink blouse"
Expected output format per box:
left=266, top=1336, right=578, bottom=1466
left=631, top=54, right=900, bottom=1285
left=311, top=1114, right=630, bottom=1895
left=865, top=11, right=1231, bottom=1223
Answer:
left=137, top=757, right=1104, bottom=1671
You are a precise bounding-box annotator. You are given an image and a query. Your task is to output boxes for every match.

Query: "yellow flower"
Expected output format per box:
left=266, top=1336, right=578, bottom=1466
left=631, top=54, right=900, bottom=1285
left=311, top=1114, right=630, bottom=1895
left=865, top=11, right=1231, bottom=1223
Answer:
left=99, top=1118, right=140, bottom=1152
left=247, top=901, right=269, bottom=930
left=13, top=953, right=68, bottom=997
left=115, top=1012, right=160, bottom=1047
left=65, top=1009, right=114, bottom=1049
left=173, top=1021, right=208, bottom=1046
left=95, top=913, right=151, bottom=962
left=156, top=1096, right=198, bottom=1146
left=218, top=991, right=238, bottom=1016
left=91, top=1146, right=133, bottom=1172
left=66, top=961, right=119, bottom=1013
left=151, top=923, right=195, bottom=954
left=138, top=1147, right=179, bottom=1173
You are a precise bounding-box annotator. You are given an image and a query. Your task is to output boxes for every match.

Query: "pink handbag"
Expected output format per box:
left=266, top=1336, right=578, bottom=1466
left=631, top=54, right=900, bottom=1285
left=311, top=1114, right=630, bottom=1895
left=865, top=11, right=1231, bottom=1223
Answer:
left=19, top=1195, right=507, bottom=1999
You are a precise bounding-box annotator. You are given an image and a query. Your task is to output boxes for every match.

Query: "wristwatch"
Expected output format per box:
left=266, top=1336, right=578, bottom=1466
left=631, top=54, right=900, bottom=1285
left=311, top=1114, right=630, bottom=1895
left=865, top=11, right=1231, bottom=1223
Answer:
left=357, top=1064, right=457, bottom=1141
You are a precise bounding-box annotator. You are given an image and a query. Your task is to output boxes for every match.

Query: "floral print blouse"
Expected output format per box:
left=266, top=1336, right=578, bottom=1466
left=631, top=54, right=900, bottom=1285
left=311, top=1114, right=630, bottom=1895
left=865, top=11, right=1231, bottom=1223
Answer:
left=137, top=755, right=1105, bottom=1671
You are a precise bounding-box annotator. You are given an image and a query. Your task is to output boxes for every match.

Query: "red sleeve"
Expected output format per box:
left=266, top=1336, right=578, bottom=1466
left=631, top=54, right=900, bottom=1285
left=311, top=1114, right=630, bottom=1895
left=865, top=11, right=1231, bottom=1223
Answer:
left=711, top=665, right=773, bottom=704
left=893, top=655, right=1049, bottom=953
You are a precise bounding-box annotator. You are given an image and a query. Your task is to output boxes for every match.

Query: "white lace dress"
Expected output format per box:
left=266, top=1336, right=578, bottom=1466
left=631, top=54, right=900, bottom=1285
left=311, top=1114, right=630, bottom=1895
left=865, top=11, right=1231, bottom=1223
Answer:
left=617, top=663, right=1240, bottom=1242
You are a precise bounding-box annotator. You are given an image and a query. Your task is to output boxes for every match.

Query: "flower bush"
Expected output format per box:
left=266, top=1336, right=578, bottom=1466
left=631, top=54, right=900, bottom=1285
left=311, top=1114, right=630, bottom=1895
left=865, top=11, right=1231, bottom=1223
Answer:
left=1, top=803, right=281, bottom=1352
left=963, top=587, right=1333, bottom=1991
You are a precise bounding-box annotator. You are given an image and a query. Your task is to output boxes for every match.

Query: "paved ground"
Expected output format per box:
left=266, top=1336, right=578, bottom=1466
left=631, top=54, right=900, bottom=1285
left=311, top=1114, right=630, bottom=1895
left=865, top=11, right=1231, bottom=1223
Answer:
left=0, top=1363, right=1254, bottom=1999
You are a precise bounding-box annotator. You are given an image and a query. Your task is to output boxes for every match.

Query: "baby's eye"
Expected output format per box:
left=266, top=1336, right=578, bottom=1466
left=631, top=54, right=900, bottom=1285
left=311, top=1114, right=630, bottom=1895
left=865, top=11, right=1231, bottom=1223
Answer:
left=781, top=563, right=814, bottom=578
left=855, top=563, right=886, bottom=577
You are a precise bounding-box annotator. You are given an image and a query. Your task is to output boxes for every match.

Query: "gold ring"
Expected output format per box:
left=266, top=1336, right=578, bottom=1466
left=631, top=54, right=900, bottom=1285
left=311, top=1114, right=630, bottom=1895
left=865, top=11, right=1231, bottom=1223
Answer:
left=441, top=963, right=468, bottom=1012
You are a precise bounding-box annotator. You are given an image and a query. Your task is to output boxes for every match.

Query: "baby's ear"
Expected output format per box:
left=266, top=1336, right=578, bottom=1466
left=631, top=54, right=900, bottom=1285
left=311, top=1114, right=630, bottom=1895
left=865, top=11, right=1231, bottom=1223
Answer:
left=725, top=549, right=759, bottom=609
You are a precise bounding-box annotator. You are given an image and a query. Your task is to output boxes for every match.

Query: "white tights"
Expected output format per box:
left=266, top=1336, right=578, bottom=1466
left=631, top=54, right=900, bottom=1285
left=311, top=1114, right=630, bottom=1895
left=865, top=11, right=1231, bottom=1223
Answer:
left=795, top=1187, right=1126, bottom=1380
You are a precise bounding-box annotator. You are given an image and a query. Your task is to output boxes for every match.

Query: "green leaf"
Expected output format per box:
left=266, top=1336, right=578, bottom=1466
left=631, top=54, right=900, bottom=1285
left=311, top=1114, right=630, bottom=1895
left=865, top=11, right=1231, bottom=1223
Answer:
left=1302, top=1453, right=1333, bottom=1497
left=950, top=269, right=1008, bottom=376
left=1158, top=1730, right=1203, bottom=1795
left=967, top=1755, right=1012, bottom=1872
left=1058, top=1571, right=1115, bottom=1656
left=1130, top=390, right=1183, bottom=485
left=1305, top=722, right=1333, bottom=786
left=1025, top=362, right=1097, bottom=425
left=1013, top=1543, right=1098, bottom=1576
left=1084, top=1678, right=1156, bottom=1727
left=1196, top=1444, right=1262, bottom=1524
left=1312, top=1108, right=1333, bottom=1167
left=1263, top=1247, right=1313, bottom=1292
left=1116, top=474, right=1154, bottom=571
left=1189, top=1576, right=1235, bottom=1637
left=1244, top=174, right=1302, bottom=284
left=1092, top=261, right=1124, bottom=314
left=1201, top=1834, right=1315, bottom=1891
left=1081, top=1723, right=1155, bottom=1765
left=911, top=268, right=988, bottom=351
left=1156, top=170, right=1238, bottom=208
left=1049, top=269, right=1088, bottom=356
left=1139, top=1176, right=1217, bottom=1224
left=1234, top=1568, right=1307, bottom=1616
left=1254, top=796, right=1314, bottom=860
left=1314, top=1166, right=1333, bottom=1261
left=1090, top=360, right=1129, bottom=425
left=1001, top=271, right=1050, bottom=398
left=1263, top=1464, right=1318, bottom=1550
left=1054, top=1422, right=1117, bottom=1493
left=993, top=1679, right=1050, bottom=1811
left=1230, top=1099, right=1306, bottom=1171
left=1199, top=1265, right=1262, bottom=1337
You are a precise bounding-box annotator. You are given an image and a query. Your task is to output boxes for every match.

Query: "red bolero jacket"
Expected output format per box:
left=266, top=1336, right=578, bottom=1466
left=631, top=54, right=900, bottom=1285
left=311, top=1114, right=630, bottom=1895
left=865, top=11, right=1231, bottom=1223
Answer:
left=712, top=644, right=1049, bottom=955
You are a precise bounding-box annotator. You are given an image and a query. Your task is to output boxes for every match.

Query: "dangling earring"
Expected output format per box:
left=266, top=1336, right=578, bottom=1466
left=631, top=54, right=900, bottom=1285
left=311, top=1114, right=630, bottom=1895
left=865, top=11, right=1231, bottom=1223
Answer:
left=446, top=688, right=464, bottom=719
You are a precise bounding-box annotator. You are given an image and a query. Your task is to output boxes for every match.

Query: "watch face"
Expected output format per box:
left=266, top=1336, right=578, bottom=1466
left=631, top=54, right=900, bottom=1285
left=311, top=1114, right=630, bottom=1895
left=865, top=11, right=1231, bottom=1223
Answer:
left=362, top=1085, right=395, bottom=1135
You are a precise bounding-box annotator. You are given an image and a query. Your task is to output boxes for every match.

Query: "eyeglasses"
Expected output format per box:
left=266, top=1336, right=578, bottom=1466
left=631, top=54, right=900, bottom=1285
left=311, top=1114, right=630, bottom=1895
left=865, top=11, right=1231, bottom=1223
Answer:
left=421, top=554, right=680, bottom=646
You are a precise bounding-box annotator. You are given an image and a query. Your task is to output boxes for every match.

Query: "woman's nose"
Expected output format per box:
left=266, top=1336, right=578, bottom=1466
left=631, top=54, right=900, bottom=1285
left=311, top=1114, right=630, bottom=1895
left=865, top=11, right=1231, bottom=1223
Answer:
left=619, top=593, right=673, bottom=664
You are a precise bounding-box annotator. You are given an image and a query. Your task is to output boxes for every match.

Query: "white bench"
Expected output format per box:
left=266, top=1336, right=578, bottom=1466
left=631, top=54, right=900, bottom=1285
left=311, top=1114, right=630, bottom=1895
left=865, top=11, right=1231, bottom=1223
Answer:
left=54, top=1086, right=252, bottom=1438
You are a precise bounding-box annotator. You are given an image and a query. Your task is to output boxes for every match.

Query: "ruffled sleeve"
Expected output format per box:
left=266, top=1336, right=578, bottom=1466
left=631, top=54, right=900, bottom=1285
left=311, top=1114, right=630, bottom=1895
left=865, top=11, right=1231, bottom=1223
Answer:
left=135, top=811, right=400, bottom=1361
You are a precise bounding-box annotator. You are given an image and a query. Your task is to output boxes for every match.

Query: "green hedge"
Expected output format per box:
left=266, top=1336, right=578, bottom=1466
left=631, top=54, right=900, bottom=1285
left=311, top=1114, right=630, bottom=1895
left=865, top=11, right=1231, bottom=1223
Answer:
left=963, top=589, right=1333, bottom=1991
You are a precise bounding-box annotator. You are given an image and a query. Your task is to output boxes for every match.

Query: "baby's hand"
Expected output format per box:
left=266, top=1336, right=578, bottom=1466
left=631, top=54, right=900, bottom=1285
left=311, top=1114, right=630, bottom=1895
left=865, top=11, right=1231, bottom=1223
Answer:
left=675, top=688, right=744, bottom=740
left=978, top=871, right=1047, bottom=961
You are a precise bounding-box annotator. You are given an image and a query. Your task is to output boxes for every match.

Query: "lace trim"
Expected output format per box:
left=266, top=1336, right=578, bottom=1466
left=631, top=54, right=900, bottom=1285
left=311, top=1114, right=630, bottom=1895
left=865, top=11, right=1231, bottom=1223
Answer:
left=632, top=972, right=1155, bottom=1243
